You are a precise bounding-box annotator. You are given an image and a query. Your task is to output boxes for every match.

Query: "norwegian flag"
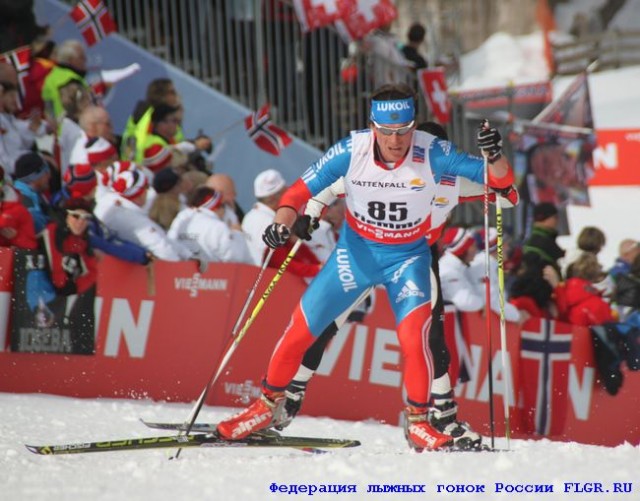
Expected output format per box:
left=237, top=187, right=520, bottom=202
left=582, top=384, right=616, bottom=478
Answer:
left=69, top=0, right=117, bottom=47
left=292, top=0, right=342, bottom=32
left=520, top=318, right=573, bottom=436
left=334, top=0, right=397, bottom=42
left=0, top=45, right=31, bottom=103
left=244, top=104, right=293, bottom=156
left=418, top=68, right=451, bottom=124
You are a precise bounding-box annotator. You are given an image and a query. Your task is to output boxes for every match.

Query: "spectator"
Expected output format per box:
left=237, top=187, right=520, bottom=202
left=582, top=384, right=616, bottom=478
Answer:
left=439, top=227, right=483, bottom=312
left=610, top=238, right=640, bottom=281
left=242, top=169, right=288, bottom=265
left=148, top=167, right=187, bottom=231
left=556, top=252, right=614, bottom=327
left=19, top=32, right=56, bottom=119
left=141, top=104, right=193, bottom=173
left=361, top=24, right=412, bottom=87
left=206, top=173, right=244, bottom=228
left=401, top=22, right=428, bottom=70
left=52, top=163, right=150, bottom=265
left=522, top=202, right=565, bottom=279
left=39, top=197, right=96, bottom=296
left=12, top=152, right=51, bottom=233
left=69, top=106, right=115, bottom=167
left=509, top=253, right=560, bottom=319
left=0, top=62, right=47, bottom=177
left=562, top=225, right=605, bottom=276
left=93, top=168, right=191, bottom=261
left=121, top=78, right=182, bottom=162
left=469, top=227, right=527, bottom=323
left=168, top=186, right=252, bottom=264
left=0, top=164, right=37, bottom=249
left=57, top=92, right=92, bottom=181
left=41, top=40, right=92, bottom=122
left=613, top=252, right=640, bottom=322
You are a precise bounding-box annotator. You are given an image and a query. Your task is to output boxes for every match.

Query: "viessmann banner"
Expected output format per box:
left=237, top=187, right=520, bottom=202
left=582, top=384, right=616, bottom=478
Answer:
left=0, top=250, right=637, bottom=446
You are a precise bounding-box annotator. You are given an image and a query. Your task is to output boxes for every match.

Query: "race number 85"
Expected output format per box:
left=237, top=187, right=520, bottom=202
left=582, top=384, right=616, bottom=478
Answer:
left=367, top=201, right=408, bottom=221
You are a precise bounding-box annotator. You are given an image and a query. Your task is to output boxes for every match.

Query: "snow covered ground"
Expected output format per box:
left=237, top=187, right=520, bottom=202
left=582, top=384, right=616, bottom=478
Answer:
left=2, top=393, right=637, bottom=501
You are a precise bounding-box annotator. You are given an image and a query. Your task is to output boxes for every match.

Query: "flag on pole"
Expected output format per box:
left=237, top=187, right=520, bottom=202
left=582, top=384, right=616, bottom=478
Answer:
left=292, top=0, right=342, bottom=32
left=244, top=104, right=293, bottom=156
left=69, top=0, right=117, bottom=47
left=0, top=46, right=32, bottom=103
left=418, top=67, right=451, bottom=124
left=334, top=0, right=398, bottom=42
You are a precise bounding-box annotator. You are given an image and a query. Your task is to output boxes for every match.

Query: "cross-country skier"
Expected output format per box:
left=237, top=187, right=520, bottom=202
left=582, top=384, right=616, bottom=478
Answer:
left=217, top=83, right=514, bottom=450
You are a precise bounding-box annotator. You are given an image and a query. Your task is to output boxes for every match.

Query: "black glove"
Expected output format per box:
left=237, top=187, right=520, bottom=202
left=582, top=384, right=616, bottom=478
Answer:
left=262, top=223, right=291, bottom=248
left=477, top=119, right=502, bottom=163
left=291, top=215, right=319, bottom=241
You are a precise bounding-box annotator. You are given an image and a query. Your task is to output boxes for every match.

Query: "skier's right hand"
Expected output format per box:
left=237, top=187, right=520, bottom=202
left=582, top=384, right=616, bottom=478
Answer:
left=262, top=223, right=291, bottom=248
left=291, top=215, right=319, bottom=241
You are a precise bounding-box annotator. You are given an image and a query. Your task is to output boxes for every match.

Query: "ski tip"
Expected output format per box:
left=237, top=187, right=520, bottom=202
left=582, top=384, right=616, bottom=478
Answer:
left=25, top=444, right=46, bottom=455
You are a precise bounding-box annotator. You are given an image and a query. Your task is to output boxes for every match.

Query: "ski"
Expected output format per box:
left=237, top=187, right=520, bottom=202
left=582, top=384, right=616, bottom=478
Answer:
left=25, top=431, right=361, bottom=456
left=140, top=419, right=220, bottom=433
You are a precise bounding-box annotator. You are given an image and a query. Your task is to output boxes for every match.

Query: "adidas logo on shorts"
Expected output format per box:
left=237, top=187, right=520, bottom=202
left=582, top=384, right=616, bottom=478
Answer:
left=395, top=280, right=425, bottom=303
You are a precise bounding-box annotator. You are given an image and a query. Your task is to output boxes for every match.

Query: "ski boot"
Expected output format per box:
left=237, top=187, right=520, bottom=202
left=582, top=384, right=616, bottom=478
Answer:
left=403, top=405, right=453, bottom=451
left=428, top=400, right=482, bottom=450
left=274, top=380, right=306, bottom=430
left=217, top=391, right=285, bottom=440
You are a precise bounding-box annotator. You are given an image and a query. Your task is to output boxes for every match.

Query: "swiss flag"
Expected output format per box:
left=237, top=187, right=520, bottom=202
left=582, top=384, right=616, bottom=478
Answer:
left=292, top=0, right=342, bottom=32
left=0, top=45, right=31, bottom=103
left=69, top=0, right=117, bottom=47
left=244, top=104, right=293, bottom=156
left=334, top=0, right=397, bottom=42
left=418, top=67, right=451, bottom=124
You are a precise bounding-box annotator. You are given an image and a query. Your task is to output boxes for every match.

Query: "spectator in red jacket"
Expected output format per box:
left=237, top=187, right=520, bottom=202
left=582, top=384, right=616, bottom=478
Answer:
left=39, top=197, right=96, bottom=296
left=0, top=165, right=37, bottom=249
left=557, top=252, right=614, bottom=327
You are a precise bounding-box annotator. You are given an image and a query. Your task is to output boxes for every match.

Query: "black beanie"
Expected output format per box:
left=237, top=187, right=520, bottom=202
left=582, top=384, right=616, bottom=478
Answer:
left=152, top=167, right=180, bottom=194
left=533, top=202, right=558, bottom=222
left=14, top=153, right=50, bottom=183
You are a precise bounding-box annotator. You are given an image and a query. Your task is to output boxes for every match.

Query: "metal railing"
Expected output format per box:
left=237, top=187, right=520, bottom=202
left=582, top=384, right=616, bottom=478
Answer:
left=86, top=0, right=429, bottom=151
left=551, top=30, right=640, bottom=76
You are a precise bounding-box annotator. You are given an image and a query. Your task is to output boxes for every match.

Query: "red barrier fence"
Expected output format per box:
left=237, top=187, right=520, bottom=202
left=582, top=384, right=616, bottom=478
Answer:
left=0, top=248, right=637, bottom=446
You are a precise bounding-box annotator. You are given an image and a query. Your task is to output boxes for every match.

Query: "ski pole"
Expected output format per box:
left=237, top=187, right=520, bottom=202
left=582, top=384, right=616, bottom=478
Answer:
left=495, top=195, right=512, bottom=449
left=481, top=122, right=496, bottom=450
left=173, top=240, right=303, bottom=459
left=230, top=248, right=275, bottom=338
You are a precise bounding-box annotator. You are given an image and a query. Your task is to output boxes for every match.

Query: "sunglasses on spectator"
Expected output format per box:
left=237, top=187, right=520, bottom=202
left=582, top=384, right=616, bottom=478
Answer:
left=67, top=210, right=92, bottom=221
left=373, top=120, right=415, bottom=136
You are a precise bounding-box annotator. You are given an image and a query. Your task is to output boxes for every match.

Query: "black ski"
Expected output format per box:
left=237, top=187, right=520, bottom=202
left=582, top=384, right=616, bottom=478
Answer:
left=26, top=431, right=361, bottom=455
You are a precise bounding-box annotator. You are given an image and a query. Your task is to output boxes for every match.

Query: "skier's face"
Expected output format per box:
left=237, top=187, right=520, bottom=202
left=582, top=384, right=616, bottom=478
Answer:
left=372, top=121, right=415, bottom=163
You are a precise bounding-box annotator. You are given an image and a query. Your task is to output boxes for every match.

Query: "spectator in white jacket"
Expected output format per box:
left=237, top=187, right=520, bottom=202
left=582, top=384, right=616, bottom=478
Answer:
left=94, top=168, right=191, bottom=261
left=242, top=169, right=287, bottom=265
left=438, top=227, right=484, bottom=312
left=168, top=186, right=252, bottom=263
left=469, top=228, right=527, bottom=323
left=0, top=62, right=48, bottom=177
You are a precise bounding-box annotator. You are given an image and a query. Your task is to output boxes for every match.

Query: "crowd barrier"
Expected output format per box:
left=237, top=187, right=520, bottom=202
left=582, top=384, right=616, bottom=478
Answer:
left=0, top=248, right=637, bottom=446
